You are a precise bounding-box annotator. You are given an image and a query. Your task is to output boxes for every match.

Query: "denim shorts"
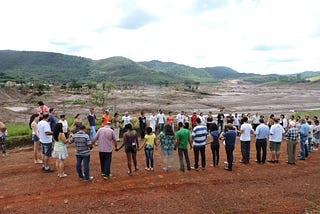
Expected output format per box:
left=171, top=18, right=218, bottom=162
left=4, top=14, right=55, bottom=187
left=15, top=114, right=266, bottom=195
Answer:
left=161, top=148, right=174, bottom=156
left=312, top=137, right=319, bottom=144
left=32, top=134, right=40, bottom=142
left=41, top=143, right=53, bottom=157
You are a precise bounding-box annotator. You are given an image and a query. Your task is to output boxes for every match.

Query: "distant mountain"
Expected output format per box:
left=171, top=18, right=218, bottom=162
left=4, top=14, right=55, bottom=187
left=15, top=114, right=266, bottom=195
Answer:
left=0, top=50, right=317, bottom=85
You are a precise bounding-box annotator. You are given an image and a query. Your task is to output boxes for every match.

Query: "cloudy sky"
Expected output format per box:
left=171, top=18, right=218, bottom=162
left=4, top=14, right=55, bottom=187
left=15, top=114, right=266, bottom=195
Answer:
left=1, top=0, right=320, bottom=74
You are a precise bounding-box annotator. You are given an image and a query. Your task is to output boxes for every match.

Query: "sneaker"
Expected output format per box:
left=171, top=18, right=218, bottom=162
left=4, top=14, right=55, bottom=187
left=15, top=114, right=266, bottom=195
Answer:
left=84, top=176, right=94, bottom=181
left=267, top=160, right=275, bottom=163
left=209, top=164, right=214, bottom=167
left=34, top=159, right=43, bottom=164
left=103, top=174, right=113, bottom=180
left=224, top=167, right=232, bottom=171
left=191, top=167, right=199, bottom=171
left=162, top=167, right=167, bottom=172
left=44, top=168, right=54, bottom=173
left=59, top=173, right=68, bottom=178
left=145, top=167, right=150, bottom=171
left=150, top=168, right=154, bottom=171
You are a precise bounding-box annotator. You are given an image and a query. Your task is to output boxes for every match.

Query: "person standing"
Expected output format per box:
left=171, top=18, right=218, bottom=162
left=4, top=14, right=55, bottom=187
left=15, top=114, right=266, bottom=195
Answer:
left=238, top=117, right=254, bottom=164
left=52, top=123, right=69, bottom=178
left=157, top=110, right=166, bottom=132
left=217, top=109, right=225, bottom=132
left=38, top=114, right=54, bottom=172
left=69, top=125, right=93, bottom=181
left=191, top=118, right=208, bottom=170
left=92, top=122, right=117, bottom=179
left=176, top=111, right=185, bottom=127
left=87, top=108, right=97, bottom=141
left=29, top=114, right=43, bottom=164
left=286, top=121, right=298, bottom=164
left=71, top=114, right=82, bottom=134
left=138, top=112, right=147, bottom=139
left=117, top=124, right=139, bottom=175
left=139, top=127, right=157, bottom=171
left=122, top=112, right=131, bottom=127
left=37, top=101, right=49, bottom=120
left=112, top=113, right=121, bottom=142
left=206, top=111, right=214, bottom=132
left=252, top=112, right=260, bottom=131
left=191, top=111, right=198, bottom=129
left=221, top=124, right=237, bottom=171
left=209, top=123, right=220, bottom=167
left=299, top=119, right=309, bottom=160
left=157, top=124, right=175, bottom=172
left=59, top=115, right=69, bottom=138
left=101, top=110, right=110, bottom=127
left=175, top=122, right=192, bottom=172
left=268, top=118, right=285, bottom=163
left=233, top=113, right=240, bottom=131
left=149, top=112, right=157, bottom=132
left=49, top=108, right=58, bottom=132
left=254, top=118, right=269, bottom=164
left=167, top=111, right=175, bottom=131
left=0, top=122, right=7, bottom=157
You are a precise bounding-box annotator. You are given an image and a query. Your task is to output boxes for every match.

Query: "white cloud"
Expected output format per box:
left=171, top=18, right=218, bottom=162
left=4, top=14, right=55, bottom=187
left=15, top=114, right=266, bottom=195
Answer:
left=1, top=0, right=320, bottom=74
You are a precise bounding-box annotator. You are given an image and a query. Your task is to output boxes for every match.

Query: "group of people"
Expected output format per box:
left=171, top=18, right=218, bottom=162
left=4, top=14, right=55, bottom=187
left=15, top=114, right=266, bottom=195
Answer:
left=17, top=102, right=318, bottom=182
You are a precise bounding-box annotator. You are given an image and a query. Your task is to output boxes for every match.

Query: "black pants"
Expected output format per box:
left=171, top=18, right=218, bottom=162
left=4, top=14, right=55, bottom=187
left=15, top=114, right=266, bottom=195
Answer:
left=256, top=139, right=267, bottom=163
left=140, top=126, right=146, bottom=139
left=241, top=141, right=251, bottom=163
left=210, top=142, right=220, bottom=166
left=178, top=148, right=191, bottom=171
left=225, top=145, right=234, bottom=170
left=193, top=145, right=206, bottom=169
left=218, top=122, right=224, bottom=132
left=99, top=152, right=112, bottom=176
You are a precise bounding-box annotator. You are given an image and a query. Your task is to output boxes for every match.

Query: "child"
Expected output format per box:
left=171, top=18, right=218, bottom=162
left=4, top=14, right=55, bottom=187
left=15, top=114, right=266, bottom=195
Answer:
left=139, top=127, right=156, bottom=171
left=0, top=122, right=7, bottom=157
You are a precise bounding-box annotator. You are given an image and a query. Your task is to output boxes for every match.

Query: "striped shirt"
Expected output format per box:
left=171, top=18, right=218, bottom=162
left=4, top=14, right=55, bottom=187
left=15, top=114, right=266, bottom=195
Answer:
left=69, top=131, right=91, bottom=156
left=192, top=125, right=208, bottom=146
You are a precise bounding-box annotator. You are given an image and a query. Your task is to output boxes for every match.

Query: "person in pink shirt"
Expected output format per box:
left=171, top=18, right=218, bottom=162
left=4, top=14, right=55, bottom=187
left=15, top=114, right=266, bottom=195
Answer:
left=92, top=122, right=118, bottom=180
left=37, top=101, right=49, bottom=120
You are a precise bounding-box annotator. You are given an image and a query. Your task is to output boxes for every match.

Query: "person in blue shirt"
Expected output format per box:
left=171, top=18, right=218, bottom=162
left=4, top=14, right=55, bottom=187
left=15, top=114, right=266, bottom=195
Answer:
left=254, top=118, right=270, bottom=164
left=299, top=119, right=309, bottom=160
left=221, top=123, right=237, bottom=171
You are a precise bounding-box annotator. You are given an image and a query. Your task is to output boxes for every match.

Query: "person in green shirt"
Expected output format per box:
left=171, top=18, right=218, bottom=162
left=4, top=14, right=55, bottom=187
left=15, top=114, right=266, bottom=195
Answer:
left=175, top=122, right=192, bottom=172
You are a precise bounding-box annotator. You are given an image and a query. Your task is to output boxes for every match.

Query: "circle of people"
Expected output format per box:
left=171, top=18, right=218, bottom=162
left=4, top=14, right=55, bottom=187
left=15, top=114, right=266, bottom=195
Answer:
left=27, top=101, right=320, bottom=181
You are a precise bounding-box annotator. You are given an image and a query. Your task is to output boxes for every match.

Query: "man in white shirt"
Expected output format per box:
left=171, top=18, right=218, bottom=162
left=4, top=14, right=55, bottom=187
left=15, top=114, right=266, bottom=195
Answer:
left=268, top=118, right=285, bottom=163
left=149, top=112, right=157, bottom=132
left=176, top=111, right=185, bottom=126
left=122, top=112, right=131, bottom=126
left=238, top=116, right=254, bottom=164
left=157, top=110, right=166, bottom=132
left=252, top=112, right=260, bottom=131
left=38, top=114, right=54, bottom=172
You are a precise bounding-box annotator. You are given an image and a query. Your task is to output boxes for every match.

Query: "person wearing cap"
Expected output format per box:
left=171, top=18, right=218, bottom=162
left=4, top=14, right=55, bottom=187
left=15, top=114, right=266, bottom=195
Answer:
left=101, top=110, right=110, bottom=127
left=286, top=121, right=298, bottom=164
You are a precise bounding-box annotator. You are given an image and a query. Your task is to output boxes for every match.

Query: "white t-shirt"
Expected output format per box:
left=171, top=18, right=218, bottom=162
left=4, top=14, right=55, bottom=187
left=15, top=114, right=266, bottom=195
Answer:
left=59, top=120, right=68, bottom=133
left=240, top=123, right=253, bottom=141
left=157, top=113, right=165, bottom=124
left=269, top=124, right=285, bottom=142
left=38, top=120, right=52, bottom=144
left=233, top=116, right=240, bottom=126
left=176, top=114, right=185, bottom=124
left=122, top=116, right=131, bottom=126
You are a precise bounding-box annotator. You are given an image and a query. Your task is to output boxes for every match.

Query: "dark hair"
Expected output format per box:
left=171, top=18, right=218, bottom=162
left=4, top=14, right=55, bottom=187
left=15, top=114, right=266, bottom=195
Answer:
left=49, top=108, right=54, bottom=113
left=183, top=122, right=189, bottom=129
left=74, top=113, right=80, bottom=119
left=60, top=114, right=65, bottom=119
left=125, top=123, right=132, bottom=131
left=29, top=114, right=39, bottom=129
left=53, top=123, right=63, bottom=141
left=270, top=114, right=274, bottom=119
left=164, top=124, right=174, bottom=136
left=43, top=114, right=50, bottom=119
left=146, top=127, right=153, bottom=135
left=114, top=112, right=119, bottom=117
left=210, top=122, right=218, bottom=132
left=274, top=118, right=280, bottom=123
left=242, top=116, right=248, bottom=123
left=196, top=118, right=201, bottom=124
left=259, top=118, right=264, bottom=124
left=38, top=101, right=44, bottom=106
left=79, top=125, right=86, bottom=130
left=314, top=120, right=319, bottom=125
left=178, top=122, right=183, bottom=128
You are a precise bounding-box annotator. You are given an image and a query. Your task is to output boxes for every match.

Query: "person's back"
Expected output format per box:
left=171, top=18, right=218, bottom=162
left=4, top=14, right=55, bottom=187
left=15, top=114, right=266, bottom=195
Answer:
left=96, top=125, right=116, bottom=152
left=176, top=128, right=190, bottom=149
left=240, top=122, right=252, bottom=141
left=70, top=131, right=91, bottom=156
left=124, top=130, right=137, bottom=146
left=269, top=123, right=285, bottom=142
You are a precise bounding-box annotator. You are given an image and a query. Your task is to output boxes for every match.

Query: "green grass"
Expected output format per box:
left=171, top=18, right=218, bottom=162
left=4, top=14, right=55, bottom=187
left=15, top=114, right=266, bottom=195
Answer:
left=6, top=123, right=32, bottom=137
left=307, top=75, right=320, bottom=82
left=294, top=109, right=320, bottom=118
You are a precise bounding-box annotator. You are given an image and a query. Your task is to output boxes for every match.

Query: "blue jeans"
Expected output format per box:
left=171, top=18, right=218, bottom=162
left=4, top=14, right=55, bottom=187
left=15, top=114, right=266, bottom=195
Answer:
left=90, top=126, right=96, bottom=140
left=144, top=145, right=154, bottom=168
left=193, top=145, right=206, bottom=169
left=76, top=155, right=90, bottom=180
left=99, top=152, right=112, bottom=176
left=161, top=148, right=173, bottom=156
left=159, top=123, right=164, bottom=132
left=300, top=136, right=307, bottom=159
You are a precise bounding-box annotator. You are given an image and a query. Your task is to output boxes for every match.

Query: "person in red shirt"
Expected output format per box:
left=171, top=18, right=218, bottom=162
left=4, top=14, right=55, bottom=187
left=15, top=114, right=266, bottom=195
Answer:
left=167, top=111, right=175, bottom=131
left=191, top=111, right=198, bottom=129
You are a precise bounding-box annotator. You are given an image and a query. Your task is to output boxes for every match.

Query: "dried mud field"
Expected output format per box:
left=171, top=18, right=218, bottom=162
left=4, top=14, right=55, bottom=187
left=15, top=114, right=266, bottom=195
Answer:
left=0, top=81, right=320, bottom=213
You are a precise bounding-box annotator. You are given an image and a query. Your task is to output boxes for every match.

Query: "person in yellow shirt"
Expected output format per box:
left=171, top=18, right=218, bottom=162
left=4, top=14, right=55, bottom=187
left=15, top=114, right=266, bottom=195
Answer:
left=139, top=127, right=157, bottom=171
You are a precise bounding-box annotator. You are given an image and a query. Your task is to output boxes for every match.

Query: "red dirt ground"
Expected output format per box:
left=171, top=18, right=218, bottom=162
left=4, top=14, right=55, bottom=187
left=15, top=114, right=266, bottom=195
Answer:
left=1, top=137, right=319, bottom=213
